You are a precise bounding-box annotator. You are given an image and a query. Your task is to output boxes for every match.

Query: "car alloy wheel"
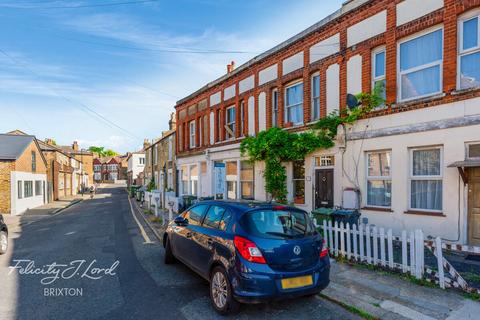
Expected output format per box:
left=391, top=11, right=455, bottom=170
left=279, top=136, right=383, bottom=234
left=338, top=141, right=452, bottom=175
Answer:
left=0, top=232, right=8, bottom=254
left=211, top=271, right=228, bottom=309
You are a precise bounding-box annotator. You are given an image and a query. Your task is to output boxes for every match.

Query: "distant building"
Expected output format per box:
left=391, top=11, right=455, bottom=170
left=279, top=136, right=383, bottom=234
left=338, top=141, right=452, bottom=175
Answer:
left=0, top=134, right=48, bottom=215
left=59, top=141, right=93, bottom=187
left=126, top=142, right=147, bottom=186
left=93, top=157, right=121, bottom=182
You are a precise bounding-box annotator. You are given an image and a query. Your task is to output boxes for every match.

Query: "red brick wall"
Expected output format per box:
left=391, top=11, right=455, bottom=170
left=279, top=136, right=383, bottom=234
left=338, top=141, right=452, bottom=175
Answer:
left=175, top=0, right=480, bottom=157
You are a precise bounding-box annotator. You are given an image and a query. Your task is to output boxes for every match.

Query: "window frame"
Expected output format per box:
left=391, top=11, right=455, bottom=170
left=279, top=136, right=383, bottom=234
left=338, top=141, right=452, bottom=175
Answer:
left=18, top=180, right=23, bottom=199
left=189, top=120, right=196, bottom=149
left=240, top=101, right=245, bottom=136
left=372, top=46, right=386, bottom=105
left=311, top=72, right=320, bottom=121
left=35, top=180, right=42, bottom=196
left=466, top=141, right=480, bottom=160
left=240, top=160, right=254, bottom=200
left=408, top=146, right=443, bottom=213
left=292, top=159, right=305, bottom=204
left=31, top=151, right=36, bottom=172
left=24, top=181, right=33, bottom=198
left=225, top=105, right=236, bottom=140
left=457, top=11, right=480, bottom=90
left=397, top=26, right=444, bottom=102
left=284, top=81, right=304, bottom=125
left=271, top=88, right=278, bottom=127
left=365, top=150, right=392, bottom=209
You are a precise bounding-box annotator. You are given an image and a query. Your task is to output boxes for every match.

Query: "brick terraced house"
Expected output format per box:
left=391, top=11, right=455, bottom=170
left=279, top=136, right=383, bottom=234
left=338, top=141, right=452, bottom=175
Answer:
left=93, top=157, right=121, bottom=183
left=0, top=134, right=47, bottom=215
left=175, top=0, right=480, bottom=245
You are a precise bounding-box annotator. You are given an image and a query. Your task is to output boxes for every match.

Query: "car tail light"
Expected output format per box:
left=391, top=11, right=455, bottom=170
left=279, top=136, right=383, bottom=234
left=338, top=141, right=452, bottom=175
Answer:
left=234, top=236, right=266, bottom=264
left=272, top=205, right=287, bottom=211
left=320, top=239, right=329, bottom=258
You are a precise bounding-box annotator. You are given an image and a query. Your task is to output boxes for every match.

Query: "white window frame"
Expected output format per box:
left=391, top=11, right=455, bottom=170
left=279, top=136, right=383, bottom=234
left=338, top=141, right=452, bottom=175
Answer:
left=466, top=141, right=480, bottom=159
left=189, top=120, right=196, bottom=148
left=372, top=46, right=386, bottom=105
left=272, top=88, right=278, bottom=127
left=397, top=26, right=444, bottom=102
left=311, top=73, right=321, bottom=121
left=365, top=150, right=392, bottom=209
left=199, top=118, right=203, bottom=147
left=408, top=146, right=443, bottom=213
left=225, top=105, right=236, bottom=140
left=240, top=101, right=245, bottom=136
left=240, top=161, right=254, bottom=200
left=284, top=81, right=304, bottom=125
left=457, top=10, right=480, bottom=90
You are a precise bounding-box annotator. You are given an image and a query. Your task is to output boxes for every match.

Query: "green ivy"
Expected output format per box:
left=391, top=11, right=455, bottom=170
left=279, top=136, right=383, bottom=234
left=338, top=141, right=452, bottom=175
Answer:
left=240, top=83, right=384, bottom=203
left=146, top=178, right=156, bottom=192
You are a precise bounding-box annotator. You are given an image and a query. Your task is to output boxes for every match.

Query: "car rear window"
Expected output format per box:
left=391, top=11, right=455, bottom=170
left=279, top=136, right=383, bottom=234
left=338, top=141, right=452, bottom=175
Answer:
left=239, top=209, right=317, bottom=239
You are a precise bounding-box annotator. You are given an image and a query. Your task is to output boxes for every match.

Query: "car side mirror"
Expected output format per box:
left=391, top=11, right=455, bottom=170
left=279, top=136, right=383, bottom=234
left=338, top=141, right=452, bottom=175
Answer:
left=174, top=216, right=188, bottom=226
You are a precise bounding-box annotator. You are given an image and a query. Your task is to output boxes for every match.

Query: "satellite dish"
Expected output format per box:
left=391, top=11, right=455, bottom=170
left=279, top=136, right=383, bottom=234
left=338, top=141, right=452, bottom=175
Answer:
left=346, top=93, right=360, bottom=109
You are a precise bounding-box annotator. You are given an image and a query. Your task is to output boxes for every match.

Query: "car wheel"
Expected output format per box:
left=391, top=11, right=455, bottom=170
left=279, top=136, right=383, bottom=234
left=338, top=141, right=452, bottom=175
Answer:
left=0, top=231, right=8, bottom=255
left=164, top=236, right=176, bottom=264
left=210, top=266, right=240, bottom=315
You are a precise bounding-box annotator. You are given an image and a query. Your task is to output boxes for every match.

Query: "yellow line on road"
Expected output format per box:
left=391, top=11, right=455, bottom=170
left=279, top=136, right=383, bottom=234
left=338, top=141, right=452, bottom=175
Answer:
left=128, top=196, right=152, bottom=244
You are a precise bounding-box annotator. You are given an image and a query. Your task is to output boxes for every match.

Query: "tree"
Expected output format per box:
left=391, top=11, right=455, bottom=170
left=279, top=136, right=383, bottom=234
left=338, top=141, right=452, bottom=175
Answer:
left=88, top=146, right=118, bottom=157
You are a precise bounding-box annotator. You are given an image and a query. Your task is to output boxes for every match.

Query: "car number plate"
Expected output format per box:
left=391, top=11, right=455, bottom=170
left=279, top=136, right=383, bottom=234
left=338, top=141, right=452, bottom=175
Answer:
left=281, top=275, right=313, bottom=289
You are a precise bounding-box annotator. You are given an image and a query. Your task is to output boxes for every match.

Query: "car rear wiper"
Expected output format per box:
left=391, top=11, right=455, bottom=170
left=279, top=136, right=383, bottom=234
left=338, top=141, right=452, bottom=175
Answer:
left=265, top=231, right=295, bottom=238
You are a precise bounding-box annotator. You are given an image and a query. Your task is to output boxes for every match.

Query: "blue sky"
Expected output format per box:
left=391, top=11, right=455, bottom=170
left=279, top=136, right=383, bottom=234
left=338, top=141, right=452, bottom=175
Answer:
left=0, top=0, right=343, bottom=153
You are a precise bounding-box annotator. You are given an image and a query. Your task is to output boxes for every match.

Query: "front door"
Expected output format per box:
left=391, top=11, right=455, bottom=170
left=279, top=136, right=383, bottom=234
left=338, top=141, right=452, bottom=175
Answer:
left=468, top=167, right=480, bottom=245
left=315, top=169, right=334, bottom=208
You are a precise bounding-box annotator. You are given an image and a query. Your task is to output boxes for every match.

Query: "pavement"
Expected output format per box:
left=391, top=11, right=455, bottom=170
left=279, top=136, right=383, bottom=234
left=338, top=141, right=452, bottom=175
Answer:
left=0, top=184, right=361, bottom=320
left=324, top=260, right=480, bottom=320
left=24, top=194, right=90, bottom=216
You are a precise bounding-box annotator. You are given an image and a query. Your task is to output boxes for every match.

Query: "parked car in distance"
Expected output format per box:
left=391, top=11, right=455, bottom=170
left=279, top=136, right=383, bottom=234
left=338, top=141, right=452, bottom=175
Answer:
left=0, top=214, right=8, bottom=255
left=163, top=201, right=330, bottom=315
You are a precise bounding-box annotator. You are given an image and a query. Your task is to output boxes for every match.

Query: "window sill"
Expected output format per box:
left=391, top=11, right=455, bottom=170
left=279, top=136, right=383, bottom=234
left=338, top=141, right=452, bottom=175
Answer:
left=361, top=207, right=393, bottom=213
left=404, top=210, right=445, bottom=217
left=392, top=93, right=446, bottom=108
left=451, top=87, right=480, bottom=95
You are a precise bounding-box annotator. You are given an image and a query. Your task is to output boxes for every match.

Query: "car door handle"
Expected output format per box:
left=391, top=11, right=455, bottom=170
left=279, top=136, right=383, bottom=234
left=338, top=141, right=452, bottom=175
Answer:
left=186, top=232, right=192, bottom=238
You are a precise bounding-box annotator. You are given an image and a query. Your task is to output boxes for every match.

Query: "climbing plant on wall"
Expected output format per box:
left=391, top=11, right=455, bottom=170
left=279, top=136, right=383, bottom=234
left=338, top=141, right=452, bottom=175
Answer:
left=240, top=83, right=385, bottom=203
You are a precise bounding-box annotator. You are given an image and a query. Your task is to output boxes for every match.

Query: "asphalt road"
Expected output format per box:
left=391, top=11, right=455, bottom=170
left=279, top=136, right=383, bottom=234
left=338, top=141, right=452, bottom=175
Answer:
left=0, top=185, right=360, bottom=320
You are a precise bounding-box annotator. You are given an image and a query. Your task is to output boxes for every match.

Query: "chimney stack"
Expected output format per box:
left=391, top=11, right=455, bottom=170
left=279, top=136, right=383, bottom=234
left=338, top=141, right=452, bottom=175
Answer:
left=72, top=141, right=79, bottom=151
left=143, top=139, right=151, bottom=150
left=227, top=60, right=236, bottom=73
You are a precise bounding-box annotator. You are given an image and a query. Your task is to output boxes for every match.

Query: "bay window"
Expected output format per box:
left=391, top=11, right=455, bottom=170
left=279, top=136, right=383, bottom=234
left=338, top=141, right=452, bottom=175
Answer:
left=293, top=160, right=305, bottom=204
left=285, top=82, right=303, bottom=125
left=311, top=74, right=320, bottom=120
left=366, top=151, right=391, bottom=208
left=398, top=28, right=443, bottom=101
left=225, top=106, right=236, bottom=140
left=372, top=47, right=386, bottom=103
left=240, top=161, right=254, bottom=200
left=409, top=147, right=443, bottom=212
left=459, top=14, right=480, bottom=89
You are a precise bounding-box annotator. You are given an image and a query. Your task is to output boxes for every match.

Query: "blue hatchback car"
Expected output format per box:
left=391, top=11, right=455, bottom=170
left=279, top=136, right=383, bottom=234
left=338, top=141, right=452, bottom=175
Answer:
left=163, top=201, right=330, bottom=315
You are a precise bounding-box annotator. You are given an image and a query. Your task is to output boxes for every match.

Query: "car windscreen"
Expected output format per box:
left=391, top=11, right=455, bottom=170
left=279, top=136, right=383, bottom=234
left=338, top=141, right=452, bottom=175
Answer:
left=239, top=209, right=317, bottom=239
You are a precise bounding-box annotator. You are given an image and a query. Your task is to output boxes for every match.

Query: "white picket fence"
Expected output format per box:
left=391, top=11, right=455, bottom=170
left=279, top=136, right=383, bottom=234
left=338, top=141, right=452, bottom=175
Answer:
left=318, top=220, right=447, bottom=289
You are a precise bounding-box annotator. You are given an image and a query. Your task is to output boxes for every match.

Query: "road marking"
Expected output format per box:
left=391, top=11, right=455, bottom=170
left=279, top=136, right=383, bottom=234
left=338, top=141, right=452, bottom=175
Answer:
left=65, top=231, right=76, bottom=236
left=380, top=300, right=436, bottom=320
left=128, top=196, right=152, bottom=244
